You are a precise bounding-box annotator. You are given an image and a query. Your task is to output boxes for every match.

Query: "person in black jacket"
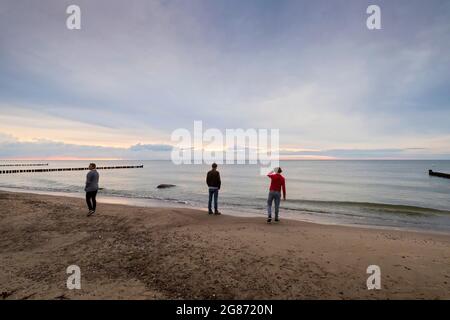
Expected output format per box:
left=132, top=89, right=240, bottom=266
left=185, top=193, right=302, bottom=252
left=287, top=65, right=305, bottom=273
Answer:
left=206, top=163, right=221, bottom=215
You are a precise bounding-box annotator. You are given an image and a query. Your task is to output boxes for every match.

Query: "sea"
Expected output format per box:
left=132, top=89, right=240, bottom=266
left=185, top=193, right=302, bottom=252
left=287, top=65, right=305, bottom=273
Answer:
left=1, top=160, right=449, bottom=233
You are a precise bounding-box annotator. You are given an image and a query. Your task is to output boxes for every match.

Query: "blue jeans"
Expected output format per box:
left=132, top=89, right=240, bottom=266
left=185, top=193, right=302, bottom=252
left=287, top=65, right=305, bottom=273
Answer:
left=267, top=191, right=281, bottom=219
left=208, top=188, right=219, bottom=212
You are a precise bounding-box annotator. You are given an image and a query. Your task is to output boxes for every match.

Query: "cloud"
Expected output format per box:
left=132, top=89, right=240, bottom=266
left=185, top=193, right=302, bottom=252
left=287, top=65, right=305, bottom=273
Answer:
left=1, top=134, right=449, bottom=160
left=128, top=143, right=173, bottom=152
left=279, top=147, right=450, bottom=160
left=0, top=133, right=17, bottom=143
left=0, top=135, right=173, bottom=160
left=0, top=0, right=449, bottom=158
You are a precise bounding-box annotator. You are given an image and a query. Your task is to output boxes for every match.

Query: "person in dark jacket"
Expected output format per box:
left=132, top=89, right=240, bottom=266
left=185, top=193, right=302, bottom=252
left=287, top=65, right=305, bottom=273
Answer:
left=206, top=163, right=221, bottom=215
left=85, top=163, right=99, bottom=216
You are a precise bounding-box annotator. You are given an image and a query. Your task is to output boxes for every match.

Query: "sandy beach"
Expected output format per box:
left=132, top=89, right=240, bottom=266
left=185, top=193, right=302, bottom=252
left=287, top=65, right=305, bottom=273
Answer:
left=0, top=190, right=449, bottom=300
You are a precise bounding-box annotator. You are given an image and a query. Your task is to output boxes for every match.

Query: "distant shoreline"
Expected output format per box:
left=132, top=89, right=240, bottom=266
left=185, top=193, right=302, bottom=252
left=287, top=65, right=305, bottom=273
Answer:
left=2, top=159, right=450, bottom=161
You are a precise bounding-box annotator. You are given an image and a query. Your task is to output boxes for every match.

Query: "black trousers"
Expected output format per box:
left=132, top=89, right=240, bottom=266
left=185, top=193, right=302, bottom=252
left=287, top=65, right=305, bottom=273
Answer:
left=86, top=190, right=98, bottom=211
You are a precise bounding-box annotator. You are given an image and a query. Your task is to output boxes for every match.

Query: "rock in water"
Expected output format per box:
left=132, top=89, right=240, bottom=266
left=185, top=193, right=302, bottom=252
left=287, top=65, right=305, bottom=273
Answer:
left=157, top=184, right=176, bottom=189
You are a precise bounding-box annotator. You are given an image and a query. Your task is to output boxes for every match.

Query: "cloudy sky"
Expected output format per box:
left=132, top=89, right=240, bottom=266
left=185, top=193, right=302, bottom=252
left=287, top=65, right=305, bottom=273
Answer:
left=1, top=0, right=449, bottom=160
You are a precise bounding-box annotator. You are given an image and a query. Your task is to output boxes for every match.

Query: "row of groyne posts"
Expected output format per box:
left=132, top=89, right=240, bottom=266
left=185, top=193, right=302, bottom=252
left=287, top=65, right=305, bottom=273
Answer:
left=0, top=164, right=144, bottom=174
left=0, top=163, right=49, bottom=167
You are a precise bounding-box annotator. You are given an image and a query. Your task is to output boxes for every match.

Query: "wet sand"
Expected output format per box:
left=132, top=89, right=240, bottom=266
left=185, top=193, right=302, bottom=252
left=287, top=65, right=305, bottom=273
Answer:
left=0, top=191, right=449, bottom=299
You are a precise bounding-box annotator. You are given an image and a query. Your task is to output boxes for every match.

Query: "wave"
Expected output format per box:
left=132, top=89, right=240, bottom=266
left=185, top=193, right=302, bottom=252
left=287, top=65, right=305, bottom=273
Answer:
left=263, top=199, right=450, bottom=216
left=1, top=183, right=449, bottom=218
left=0, top=184, right=191, bottom=205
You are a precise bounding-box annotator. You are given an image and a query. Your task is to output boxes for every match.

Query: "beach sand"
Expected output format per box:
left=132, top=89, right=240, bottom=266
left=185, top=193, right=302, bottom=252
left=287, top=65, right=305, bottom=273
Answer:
left=0, top=190, right=449, bottom=300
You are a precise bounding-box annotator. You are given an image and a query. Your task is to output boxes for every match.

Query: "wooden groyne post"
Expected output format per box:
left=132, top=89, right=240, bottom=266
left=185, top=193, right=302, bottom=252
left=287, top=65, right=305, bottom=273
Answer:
left=429, top=170, right=450, bottom=179
left=0, top=163, right=49, bottom=167
left=0, top=165, right=144, bottom=175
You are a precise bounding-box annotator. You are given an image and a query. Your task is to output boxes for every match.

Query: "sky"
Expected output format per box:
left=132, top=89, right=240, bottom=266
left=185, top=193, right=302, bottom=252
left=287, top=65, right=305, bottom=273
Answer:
left=0, top=0, right=449, bottom=160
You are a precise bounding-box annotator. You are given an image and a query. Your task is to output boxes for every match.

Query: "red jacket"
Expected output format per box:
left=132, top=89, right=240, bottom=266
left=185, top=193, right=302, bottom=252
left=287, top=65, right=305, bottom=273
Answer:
left=268, top=173, right=286, bottom=198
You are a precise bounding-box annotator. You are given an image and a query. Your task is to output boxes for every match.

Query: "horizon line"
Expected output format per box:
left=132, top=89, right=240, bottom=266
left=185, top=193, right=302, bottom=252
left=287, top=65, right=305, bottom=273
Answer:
left=1, top=158, right=450, bottom=161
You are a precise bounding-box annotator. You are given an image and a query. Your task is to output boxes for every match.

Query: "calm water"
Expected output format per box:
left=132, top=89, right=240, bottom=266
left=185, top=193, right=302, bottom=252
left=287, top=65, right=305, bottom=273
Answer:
left=1, top=160, right=450, bottom=233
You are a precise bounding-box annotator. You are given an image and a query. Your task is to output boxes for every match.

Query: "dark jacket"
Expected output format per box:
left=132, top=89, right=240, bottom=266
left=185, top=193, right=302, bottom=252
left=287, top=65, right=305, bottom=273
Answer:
left=206, top=170, right=221, bottom=189
left=85, top=170, right=99, bottom=192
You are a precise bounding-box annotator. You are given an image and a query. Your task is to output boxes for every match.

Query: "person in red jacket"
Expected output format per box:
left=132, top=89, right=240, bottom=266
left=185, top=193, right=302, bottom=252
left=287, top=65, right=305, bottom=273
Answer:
left=267, top=167, right=286, bottom=223
left=206, top=163, right=221, bottom=215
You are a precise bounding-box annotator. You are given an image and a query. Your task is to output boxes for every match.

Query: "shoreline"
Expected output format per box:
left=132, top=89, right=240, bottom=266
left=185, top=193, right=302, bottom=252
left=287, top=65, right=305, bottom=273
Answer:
left=1, top=190, right=450, bottom=299
left=1, top=186, right=449, bottom=236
